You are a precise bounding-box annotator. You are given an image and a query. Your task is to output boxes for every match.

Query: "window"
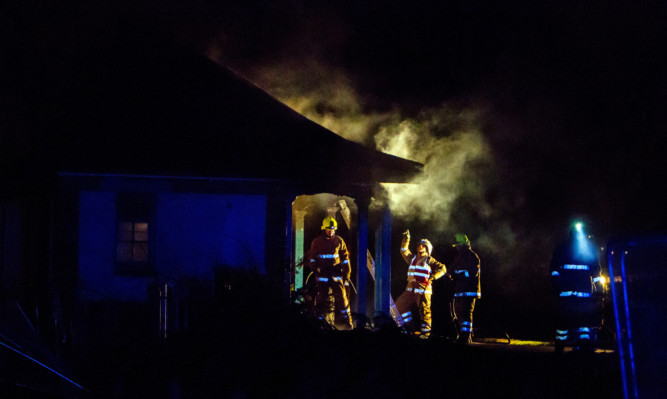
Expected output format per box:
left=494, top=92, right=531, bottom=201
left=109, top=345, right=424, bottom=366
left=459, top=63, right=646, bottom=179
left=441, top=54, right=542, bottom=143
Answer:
left=116, top=193, right=154, bottom=275
left=116, top=222, right=149, bottom=263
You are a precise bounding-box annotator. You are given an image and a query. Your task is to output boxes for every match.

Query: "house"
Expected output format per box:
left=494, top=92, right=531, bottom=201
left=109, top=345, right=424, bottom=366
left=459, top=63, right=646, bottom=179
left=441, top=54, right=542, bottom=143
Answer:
left=0, top=32, right=422, bottom=350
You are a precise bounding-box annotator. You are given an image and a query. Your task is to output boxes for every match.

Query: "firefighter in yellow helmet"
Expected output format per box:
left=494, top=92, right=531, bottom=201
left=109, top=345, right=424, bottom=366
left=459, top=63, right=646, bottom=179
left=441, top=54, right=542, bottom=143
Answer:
left=395, top=230, right=447, bottom=338
left=450, top=233, right=481, bottom=344
left=306, top=216, right=354, bottom=330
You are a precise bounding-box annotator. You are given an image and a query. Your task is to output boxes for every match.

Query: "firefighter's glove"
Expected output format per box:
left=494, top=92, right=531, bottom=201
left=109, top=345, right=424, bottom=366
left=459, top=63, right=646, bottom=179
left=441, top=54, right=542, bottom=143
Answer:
left=401, top=230, right=410, bottom=248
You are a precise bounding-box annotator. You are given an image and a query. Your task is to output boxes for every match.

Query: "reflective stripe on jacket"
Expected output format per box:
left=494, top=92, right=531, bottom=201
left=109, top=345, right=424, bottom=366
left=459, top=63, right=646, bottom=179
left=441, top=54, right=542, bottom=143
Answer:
left=451, top=246, right=481, bottom=298
left=399, top=236, right=446, bottom=285
left=408, top=256, right=431, bottom=285
left=308, top=233, right=350, bottom=278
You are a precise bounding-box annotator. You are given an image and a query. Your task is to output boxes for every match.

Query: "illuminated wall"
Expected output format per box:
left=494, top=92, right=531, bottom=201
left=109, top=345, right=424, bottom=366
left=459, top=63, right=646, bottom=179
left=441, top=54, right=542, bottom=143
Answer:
left=78, top=190, right=266, bottom=302
left=155, top=193, right=266, bottom=277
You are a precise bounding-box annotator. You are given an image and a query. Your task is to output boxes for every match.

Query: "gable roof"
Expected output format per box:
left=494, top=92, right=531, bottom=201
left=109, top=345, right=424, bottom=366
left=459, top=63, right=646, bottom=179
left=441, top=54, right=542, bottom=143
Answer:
left=5, top=33, right=422, bottom=195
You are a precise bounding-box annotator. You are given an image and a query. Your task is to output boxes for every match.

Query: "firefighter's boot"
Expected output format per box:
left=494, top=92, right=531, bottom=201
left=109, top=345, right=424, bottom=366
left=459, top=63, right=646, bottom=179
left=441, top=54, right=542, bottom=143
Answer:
left=339, top=308, right=353, bottom=330
left=458, top=331, right=472, bottom=344
left=419, top=321, right=431, bottom=339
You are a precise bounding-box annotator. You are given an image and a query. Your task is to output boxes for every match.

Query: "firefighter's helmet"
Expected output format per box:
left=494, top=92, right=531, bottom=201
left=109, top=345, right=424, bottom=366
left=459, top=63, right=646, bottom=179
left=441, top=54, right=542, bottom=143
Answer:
left=419, top=239, right=433, bottom=256
left=453, top=233, right=470, bottom=247
left=321, top=216, right=337, bottom=230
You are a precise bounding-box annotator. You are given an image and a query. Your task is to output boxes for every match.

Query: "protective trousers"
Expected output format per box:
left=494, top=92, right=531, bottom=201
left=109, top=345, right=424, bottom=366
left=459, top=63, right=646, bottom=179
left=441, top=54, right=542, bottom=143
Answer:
left=315, top=277, right=353, bottom=330
left=395, top=282, right=433, bottom=336
left=419, top=291, right=433, bottom=336
left=453, top=297, right=476, bottom=343
left=554, top=297, right=599, bottom=350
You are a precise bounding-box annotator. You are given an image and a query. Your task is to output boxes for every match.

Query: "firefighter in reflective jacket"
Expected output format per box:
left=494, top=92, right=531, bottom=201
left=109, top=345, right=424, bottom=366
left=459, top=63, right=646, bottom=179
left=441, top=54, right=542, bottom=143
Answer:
left=450, top=233, right=481, bottom=344
left=307, top=216, right=354, bottom=330
left=395, top=230, right=447, bottom=338
left=549, top=223, right=603, bottom=352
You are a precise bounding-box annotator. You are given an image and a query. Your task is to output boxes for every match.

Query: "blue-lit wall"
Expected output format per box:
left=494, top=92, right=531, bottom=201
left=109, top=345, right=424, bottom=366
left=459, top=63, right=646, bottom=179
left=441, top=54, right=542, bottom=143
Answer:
left=78, top=191, right=267, bottom=302
left=155, top=193, right=266, bottom=277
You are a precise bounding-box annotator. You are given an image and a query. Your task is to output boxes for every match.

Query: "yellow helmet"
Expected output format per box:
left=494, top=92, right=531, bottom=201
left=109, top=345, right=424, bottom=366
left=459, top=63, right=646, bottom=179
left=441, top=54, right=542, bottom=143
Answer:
left=321, top=216, right=338, bottom=230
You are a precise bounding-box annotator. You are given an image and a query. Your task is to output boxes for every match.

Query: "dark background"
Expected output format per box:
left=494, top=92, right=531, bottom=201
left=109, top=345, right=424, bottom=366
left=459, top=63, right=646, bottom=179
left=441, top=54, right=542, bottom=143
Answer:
left=3, top=1, right=665, bottom=228
left=2, top=0, right=665, bottom=338
left=1, top=2, right=665, bottom=397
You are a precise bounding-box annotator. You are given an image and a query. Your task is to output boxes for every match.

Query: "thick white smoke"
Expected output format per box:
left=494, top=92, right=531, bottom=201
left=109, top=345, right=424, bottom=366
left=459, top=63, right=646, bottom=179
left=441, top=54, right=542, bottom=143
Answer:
left=376, top=108, right=491, bottom=225
left=249, top=61, right=494, bottom=227
left=246, top=61, right=529, bottom=266
left=224, top=59, right=547, bottom=297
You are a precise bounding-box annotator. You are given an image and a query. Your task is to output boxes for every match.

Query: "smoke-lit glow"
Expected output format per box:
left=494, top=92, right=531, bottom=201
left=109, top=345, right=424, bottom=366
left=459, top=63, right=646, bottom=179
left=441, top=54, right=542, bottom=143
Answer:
left=249, top=60, right=494, bottom=232
left=377, top=112, right=491, bottom=225
left=245, top=60, right=530, bottom=292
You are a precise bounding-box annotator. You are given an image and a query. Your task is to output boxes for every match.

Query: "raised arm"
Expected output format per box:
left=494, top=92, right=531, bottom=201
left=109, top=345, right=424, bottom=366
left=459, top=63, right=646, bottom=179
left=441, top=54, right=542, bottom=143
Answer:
left=400, top=229, right=413, bottom=264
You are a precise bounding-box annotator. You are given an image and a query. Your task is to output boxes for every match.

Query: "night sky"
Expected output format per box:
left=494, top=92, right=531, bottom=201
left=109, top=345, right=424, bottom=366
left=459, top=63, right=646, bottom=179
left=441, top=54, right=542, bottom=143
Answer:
left=4, top=0, right=665, bottom=226
left=2, top=0, right=666, bottom=335
left=161, top=0, right=666, bottom=236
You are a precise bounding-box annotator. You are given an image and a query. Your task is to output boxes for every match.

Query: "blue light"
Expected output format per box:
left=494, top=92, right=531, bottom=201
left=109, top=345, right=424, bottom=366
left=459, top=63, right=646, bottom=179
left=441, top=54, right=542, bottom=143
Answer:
left=621, top=251, right=639, bottom=399
left=0, top=340, right=86, bottom=391
left=573, top=226, right=596, bottom=261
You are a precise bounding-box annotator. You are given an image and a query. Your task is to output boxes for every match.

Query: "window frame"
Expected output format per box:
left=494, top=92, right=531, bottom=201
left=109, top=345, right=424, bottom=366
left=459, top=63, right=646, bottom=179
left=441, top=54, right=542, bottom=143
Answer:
left=115, top=193, right=156, bottom=276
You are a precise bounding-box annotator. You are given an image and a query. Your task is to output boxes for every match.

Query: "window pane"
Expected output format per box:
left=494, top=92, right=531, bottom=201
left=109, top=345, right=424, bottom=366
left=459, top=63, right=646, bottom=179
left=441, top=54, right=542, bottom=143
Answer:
left=134, top=231, right=148, bottom=242
left=117, top=243, right=133, bottom=262
left=134, top=223, right=148, bottom=233
left=133, top=243, right=149, bottom=262
left=118, top=231, right=133, bottom=241
left=118, top=222, right=133, bottom=232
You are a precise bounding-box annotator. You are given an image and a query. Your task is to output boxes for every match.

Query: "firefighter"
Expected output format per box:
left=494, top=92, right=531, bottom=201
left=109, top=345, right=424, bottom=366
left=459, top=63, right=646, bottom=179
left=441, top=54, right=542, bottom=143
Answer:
left=395, top=230, right=447, bottom=338
left=307, top=216, right=354, bottom=330
left=550, top=223, right=603, bottom=352
left=450, top=233, right=481, bottom=344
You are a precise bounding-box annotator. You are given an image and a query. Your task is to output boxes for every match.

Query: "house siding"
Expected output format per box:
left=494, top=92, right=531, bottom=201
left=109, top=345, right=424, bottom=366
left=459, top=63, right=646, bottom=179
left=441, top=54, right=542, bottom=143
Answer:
left=78, top=190, right=266, bottom=303
left=155, top=193, right=266, bottom=277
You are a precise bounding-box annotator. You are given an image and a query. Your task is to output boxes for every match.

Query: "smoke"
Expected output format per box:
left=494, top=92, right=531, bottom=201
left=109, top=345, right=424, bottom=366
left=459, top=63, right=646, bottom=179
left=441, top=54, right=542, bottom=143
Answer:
left=242, top=59, right=543, bottom=297
left=376, top=108, right=491, bottom=226
left=247, top=60, right=395, bottom=146
left=249, top=60, right=496, bottom=229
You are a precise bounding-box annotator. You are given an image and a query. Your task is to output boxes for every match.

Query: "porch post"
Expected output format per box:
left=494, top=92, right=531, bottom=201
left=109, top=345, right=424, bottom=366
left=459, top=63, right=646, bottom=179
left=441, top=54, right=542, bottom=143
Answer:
left=293, top=210, right=307, bottom=291
left=374, top=203, right=391, bottom=318
left=354, top=196, right=370, bottom=317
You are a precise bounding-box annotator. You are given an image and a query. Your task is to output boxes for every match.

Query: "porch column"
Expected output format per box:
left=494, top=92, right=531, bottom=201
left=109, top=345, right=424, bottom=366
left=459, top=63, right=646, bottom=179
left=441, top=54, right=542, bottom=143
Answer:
left=354, top=196, right=370, bottom=316
left=265, top=194, right=293, bottom=301
left=293, top=210, right=307, bottom=291
left=283, top=197, right=293, bottom=300
left=374, top=203, right=391, bottom=318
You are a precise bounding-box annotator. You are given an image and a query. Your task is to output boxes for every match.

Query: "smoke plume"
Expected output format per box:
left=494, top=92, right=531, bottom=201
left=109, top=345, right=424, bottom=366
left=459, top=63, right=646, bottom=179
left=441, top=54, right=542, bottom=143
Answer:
left=241, top=59, right=541, bottom=297
left=249, top=60, right=496, bottom=230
